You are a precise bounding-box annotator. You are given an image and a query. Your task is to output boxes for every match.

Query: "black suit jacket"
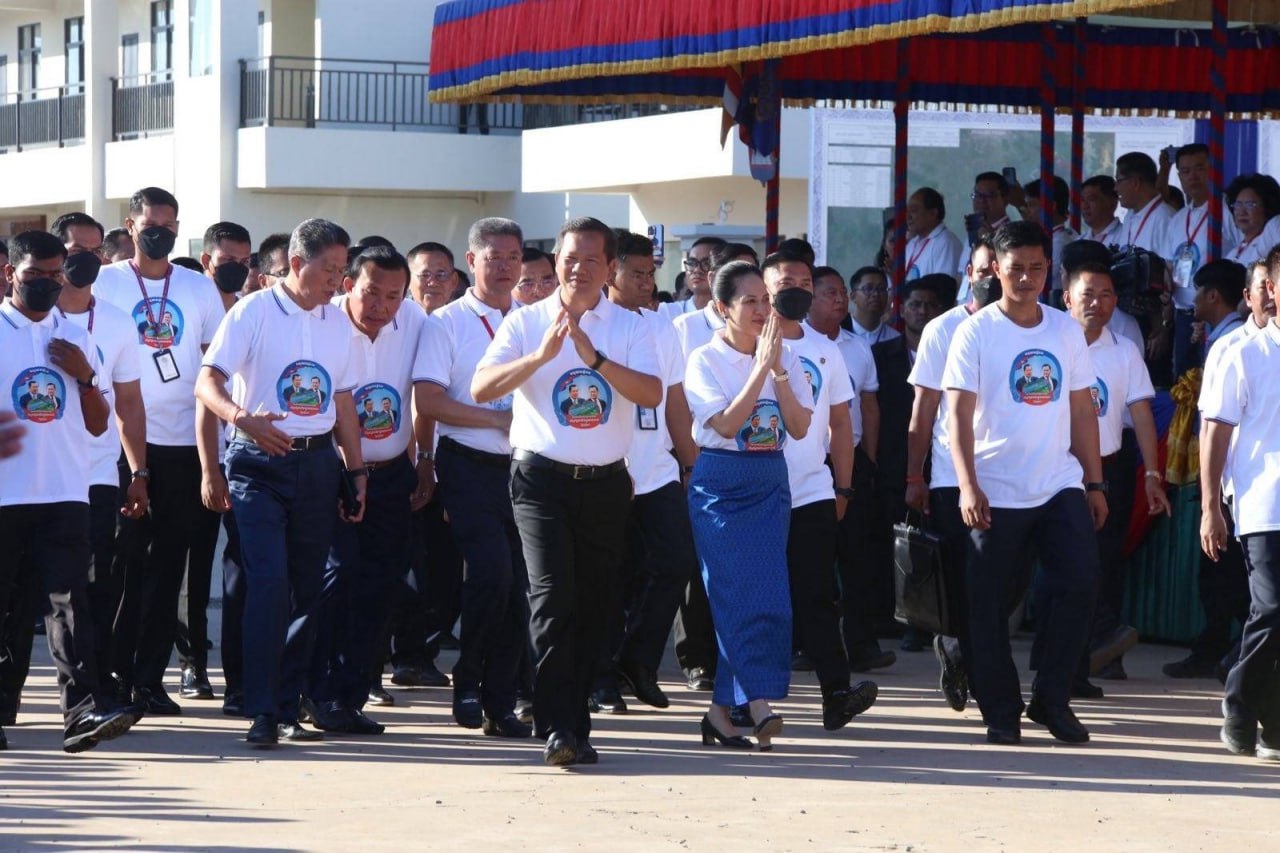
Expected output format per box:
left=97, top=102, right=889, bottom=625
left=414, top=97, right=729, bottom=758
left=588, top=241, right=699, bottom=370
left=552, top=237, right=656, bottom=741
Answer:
left=872, top=335, right=915, bottom=493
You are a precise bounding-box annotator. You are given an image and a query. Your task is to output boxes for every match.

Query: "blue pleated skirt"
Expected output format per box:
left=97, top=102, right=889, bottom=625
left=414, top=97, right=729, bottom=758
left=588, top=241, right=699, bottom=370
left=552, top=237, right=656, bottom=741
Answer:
left=687, top=447, right=792, bottom=707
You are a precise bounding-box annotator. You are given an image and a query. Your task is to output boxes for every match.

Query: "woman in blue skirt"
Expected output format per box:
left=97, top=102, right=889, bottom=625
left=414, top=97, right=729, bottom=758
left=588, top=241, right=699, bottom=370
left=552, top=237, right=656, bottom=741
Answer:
left=683, top=261, right=814, bottom=750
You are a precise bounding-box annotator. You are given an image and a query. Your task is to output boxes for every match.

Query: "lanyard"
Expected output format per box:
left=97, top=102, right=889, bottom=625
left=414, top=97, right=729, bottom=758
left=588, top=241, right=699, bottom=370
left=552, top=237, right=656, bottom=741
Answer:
left=1185, top=204, right=1210, bottom=246
left=906, top=236, right=931, bottom=272
left=1232, top=232, right=1260, bottom=259
left=130, top=261, right=172, bottom=333
left=1092, top=219, right=1120, bottom=243
left=478, top=314, right=495, bottom=340
left=57, top=298, right=95, bottom=334
left=1128, top=200, right=1161, bottom=246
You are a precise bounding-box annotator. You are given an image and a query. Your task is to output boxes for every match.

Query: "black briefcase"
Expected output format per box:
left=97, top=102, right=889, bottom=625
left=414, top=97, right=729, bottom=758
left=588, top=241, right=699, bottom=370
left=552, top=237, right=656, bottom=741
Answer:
left=893, top=515, right=955, bottom=636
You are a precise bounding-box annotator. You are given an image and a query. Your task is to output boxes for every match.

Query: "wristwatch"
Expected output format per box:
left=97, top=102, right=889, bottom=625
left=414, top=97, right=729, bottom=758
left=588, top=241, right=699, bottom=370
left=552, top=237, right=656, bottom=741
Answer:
left=834, top=487, right=855, bottom=498
left=417, top=450, right=435, bottom=463
left=131, top=468, right=150, bottom=481
left=590, top=349, right=608, bottom=371
left=77, top=371, right=98, bottom=389
left=1085, top=481, right=1109, bottom=494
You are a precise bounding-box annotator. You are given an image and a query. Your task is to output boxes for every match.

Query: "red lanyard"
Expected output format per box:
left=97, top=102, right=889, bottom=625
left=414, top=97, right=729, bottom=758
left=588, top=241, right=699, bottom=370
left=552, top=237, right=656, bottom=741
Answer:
left=1185, top=204, right=1210, bottom=246
left=1233, top=233, right=1259, bottom=259
left=57, top=298, right=95, bottom=333
left=477, top=314, right=495, bottom=339
left=130, top=262, right=172, bottom=332
left=1128, top=200, right=1161, bottom=246
left=906, top=236, right=931, bottom=272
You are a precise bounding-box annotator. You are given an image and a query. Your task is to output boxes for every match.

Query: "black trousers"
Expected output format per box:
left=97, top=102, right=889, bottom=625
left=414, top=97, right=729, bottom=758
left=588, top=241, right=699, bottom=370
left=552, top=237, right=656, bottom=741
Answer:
left=967, top=489, right=1099, bottom=728
left=112, top=444, right=220, bottom=687
left=220, top=507, right=245, bottom=697
left=931, top=487, right=971, bottom=667
left=510, top=461, right=630, bottom=740
left=0, top=502, right=98, bottom=721
left=788, top=500, right=850, bottom=698
left=837, top=444, right=883, bottom=654
left=1088, top=438, right=1138, bottom=648
left=1226, top=532, right=1280, bottom=726
left=1190, top=501, right=1250, bottom=662
left=600, top=480, right=697, bottom=680
left=438, top=443, right=528, bottom=716
left=383, top=495, right=463, bottom=673
left=312, top=456, right=416, bottom=710
left=86, top=484, right=124, bottom=688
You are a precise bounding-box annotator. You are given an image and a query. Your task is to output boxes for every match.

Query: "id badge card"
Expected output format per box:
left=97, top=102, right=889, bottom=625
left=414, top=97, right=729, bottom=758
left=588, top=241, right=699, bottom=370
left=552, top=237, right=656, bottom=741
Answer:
left=638, top=407, right=659, bottom=431
left=153, top=349, right=180, bottom=383
left=1172, top=243, right=1197, bottom=289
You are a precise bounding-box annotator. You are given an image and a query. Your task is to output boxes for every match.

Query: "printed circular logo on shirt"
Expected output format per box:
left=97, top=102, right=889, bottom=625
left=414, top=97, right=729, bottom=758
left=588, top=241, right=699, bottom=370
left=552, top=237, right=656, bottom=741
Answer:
left=130, top=297, right=185, bottom=349
left=552, top=368, right=611, bottom=429
left=799, top=356, right=823, bottom=403
left=277, top=360, right=333, bottom=417
left=1008, top=349, right=1063, bottom=406
left=1090, top=377, right=1110, bottom=418
left=11, top=367, right=66, bottom=424
left=736, top=399, right=786, bottom=452
left=354, top=382, right=400, bottom=440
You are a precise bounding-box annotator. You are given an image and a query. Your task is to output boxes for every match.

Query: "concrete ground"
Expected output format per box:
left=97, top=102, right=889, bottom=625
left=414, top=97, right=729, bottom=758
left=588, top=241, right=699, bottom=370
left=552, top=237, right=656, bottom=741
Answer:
left=3, top=629, right=1276, bottom=852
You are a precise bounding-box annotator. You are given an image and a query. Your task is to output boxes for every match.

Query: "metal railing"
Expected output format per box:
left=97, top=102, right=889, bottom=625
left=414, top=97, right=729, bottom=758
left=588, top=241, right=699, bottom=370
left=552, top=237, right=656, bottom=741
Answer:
left=112, top=73, right=174, bottom=140
left=0, top=86, right=85, bottom=151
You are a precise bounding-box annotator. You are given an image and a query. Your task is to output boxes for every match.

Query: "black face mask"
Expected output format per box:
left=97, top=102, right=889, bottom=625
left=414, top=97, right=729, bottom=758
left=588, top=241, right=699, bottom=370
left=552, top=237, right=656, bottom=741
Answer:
left=18, top=277, right=64, bottom=313
left=137, top=225, right=177, bottom=260
left=971, top=275, right=1003, bottom=308
left=213, top=261, right=250, bottom=294
left=64, top=252, right=103, bottom=288
left=772, top=287, right=814, bottom=321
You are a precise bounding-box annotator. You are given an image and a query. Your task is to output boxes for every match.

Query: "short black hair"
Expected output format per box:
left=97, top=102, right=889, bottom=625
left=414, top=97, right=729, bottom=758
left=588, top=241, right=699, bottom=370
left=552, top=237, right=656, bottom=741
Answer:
left=356, top=235, right=395, bottom=250
left=1193, top=259, right=1247, bottom=306
left=257, top=232, right=290, bottom=262
left=348, top=244, right=411, bottom=289
left=1115, top=152, right=1158, bottom=186
left=1024, top=176, right=1070, bottom=214
left=968, top=236, right=995, bottom=267
left=690, top=236, right=727, bottom=254
left=711, top=241, right=759, bottom=271
left=407, top=241, right=454, bottom=264
left=128, top=186, right=179, bottom=216
left=50, top=212, right=104, bottom=243
left=991, top=220, right=1050, bottom=258
left=522, top=246, right=550, bottom=264
left=712, top=260, right=763, bottom=304
left=557, top=217, right=617, bottom=261
left=1066, top=261, right=1114, bottom=290
left=104, top=227, right=130, bottom=253
left=1226, top=173, right=1280, bottom=221
left=813, top=265, right=844, bottom=286
left=776, top=238, right=816, bottom=265
left=1060, top=239, right=1113, bottom=275
left=903, top=273, right=953, bottom=305
left=974, top=171, right=1009, bottom=195
left=202, top=221, right=252, bottom=255
left=1175, top=142, right=1210, bottom=168
left=1081, top=175, right=1117, bottom=199
left=913, top=187, right=946, bottom=221
left=761, top=249, right=815, bottom=279
left=1267, top=244, right=1280, bottom=285
left=289, top=218, right=350, bottom=262
left=171, top=256, right=203, bottom=272
left=615, top=231, right=654, bottom=264
left=850, top=265, right=886, bottom=288
left=9, top=230, right=67, bottom=265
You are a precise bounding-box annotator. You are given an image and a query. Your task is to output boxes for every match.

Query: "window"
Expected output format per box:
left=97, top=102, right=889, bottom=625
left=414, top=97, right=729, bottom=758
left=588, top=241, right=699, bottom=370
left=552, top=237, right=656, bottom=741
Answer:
left=122, top=34, right=139, bottom=80
left=0, top=56, right=8, bottom=100
left=18, top=23, right=40, bottom=95
left=65, top=17, right=84, bottom=93
left=151, top=0, right=173, bottom=78
left=189, top=0, right=213, bottom=76
left=257, top=11, right=265, bottom=57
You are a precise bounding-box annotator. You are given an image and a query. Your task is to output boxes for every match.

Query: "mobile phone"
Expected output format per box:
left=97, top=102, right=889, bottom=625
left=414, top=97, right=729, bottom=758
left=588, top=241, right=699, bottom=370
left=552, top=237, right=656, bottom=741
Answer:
left=1163, top=144, right=1177, bottom=163
left=1002, top=166, right=1018, bottom=185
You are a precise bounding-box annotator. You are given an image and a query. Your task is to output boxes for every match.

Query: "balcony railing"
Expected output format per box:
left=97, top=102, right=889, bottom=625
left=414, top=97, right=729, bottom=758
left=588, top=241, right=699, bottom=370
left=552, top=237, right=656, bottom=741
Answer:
left=112, top=73, right=174, bottom=140
left=0, top=86, right=85, bottom=152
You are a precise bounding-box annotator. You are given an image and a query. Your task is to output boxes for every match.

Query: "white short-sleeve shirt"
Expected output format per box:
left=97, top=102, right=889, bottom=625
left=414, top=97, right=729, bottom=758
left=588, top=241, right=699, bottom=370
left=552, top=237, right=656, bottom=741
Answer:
left=1198, top=316, right=1265, bottom=499
left=477, top=291, right=659, bottom=466
left=415, top=289, right=517, bottom=457
left=1159, top=201, right=1217, bottom=309
left=627, top=308, right=683, bottom=495
left=830, top=326, right=879, bottom=446
left=849, top=318, right=901, bottom=347
left=658, top=298, right=700, bottom=324
left=908, top=303, right=974, bottom=490
left=1225, top=215, right=1279, bottom=266
left=905, top=224, right=965, bottom=285
left=1118, top=195, right=1174, bottom=256
left=684, top=334, right=811, bottom=452
left=1086, top=329, right=1156, bottom=456
left=941, top=304, right=1095, bottom=508
left=783, top=325, right=853, bottom=508
left=58, top=300, right=141, bottom=487
left=673, top=303, right=725, bottom=363
left=1081, top=218, right=1123, bottom=247
left=0, top=302, right=100, bottom=506
left=1200, top=320, right=1280, bottom=536
left=203, top=284, right=355, bottom=438
left=337, top=296, right=425, bottom=463
left=93, top=261, right=225, bottom=446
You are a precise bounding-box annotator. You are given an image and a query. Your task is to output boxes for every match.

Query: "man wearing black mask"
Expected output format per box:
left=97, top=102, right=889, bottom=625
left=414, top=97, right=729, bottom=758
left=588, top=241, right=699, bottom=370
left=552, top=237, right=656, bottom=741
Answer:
left=93, top=187, right=227, bottom=717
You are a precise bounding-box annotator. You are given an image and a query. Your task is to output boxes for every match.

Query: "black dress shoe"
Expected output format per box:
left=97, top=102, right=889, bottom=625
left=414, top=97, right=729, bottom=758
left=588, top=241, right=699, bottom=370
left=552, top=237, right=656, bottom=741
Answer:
left=0, top=704, right=16, bottom=727
left=1220, top=716, right=1257, bottom=756
left=133, top=685, right=182, bottom=716
left=685, top=667, right=714, bottom=691
left=223, top=691, right=245, bottom=717
left=349, top=709, right=386, bottom=735
left=483, top=713, right=533, bottom=738
left=588, top=684, right=627, bottom=715
left=575, top=737, right=599, bottom=764
left=63, top=707, right=136, bottom=753
left=310, top=700, right=358, bottom=732
left=900, top=627, right=931, bottom=653
left=391, top=662, right=450, bottom=687
left=1070, top=680, right=1105, bottom=700
left=246, top=715, right=278, bottom=747
left=933, top=635, right=969, bottom=712
left=1094, top=659, right=1128, bottom=681
left=367, top=685, right=395, bottom=707
left=109, top=673, right=132, bottom=707
left=728, top=704, right=754, bottom=728
left=277, top=720, right=323, bottom=742
left=986, top=725, right=1022, bottom=745
left=453, top=690, right=484, bottom=729
left=180, top=665, right=215, bottom=700
left=823, top=680, right=879, bottom=731
left=543, top=730, right=578, bottom=766
left=849, top=646, right=897, bottom=673
left=1162, top=653, right=1219, bottom=679
left=514, top=698, right=534, bottom=724
left=790, top=651, right=815, bottom=671
left=1026, top=698, right=1090, bottom=743
left=0, top=725, right=7, bottom=750
left=616, top=660, right=669, bottom=709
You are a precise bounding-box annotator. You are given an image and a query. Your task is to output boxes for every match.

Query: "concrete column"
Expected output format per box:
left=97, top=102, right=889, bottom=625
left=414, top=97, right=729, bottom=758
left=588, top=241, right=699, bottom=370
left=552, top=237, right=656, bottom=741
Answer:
left=84, top=0, right=120, bottom=224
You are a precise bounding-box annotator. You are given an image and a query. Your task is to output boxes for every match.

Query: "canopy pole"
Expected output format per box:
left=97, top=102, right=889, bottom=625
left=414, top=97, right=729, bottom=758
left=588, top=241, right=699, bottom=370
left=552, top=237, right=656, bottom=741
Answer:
left=766, top=156, right=780, bottom=253
left=1070, top=18, right=1086, bottom=233
left=892, top=37, right=910, bottom=318
left=1040, top=23, right=1057, bottom=299
left=1208, top=0, right=1227, bottom=261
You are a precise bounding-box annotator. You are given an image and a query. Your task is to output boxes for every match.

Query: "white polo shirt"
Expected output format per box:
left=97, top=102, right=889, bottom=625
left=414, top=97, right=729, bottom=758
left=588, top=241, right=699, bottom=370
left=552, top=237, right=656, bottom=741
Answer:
left=415, top=288, right=517, bottom=457
left=0, top=301, right=99, bottom=506
left=673, top=303, right=725, bottom=362
left=203, top=284, right=356, bottom=438
left=93, top=260, right=225, bottom=446
left=627, top=308, right=683, bottom=496
left=1159, top=200, right=1217, bottom=309
left=829, top=326, right=879, bottom=446
left=684, top=334, right=811, bottom=453
left=941, top=304, right=1095, bottom=509
left=1049, top=224, right=1079, bottom=292
left=337, top=296, right=425, bottom=464
left=1226, top=215, right=1280, bottom=266
left=1086, top=329, right=1155, bottom=456
left=658, top=298, right=700, bottom=324
left=1200, top=320, right=1280, bottom=536
left=904, top=223, right=964, bottom=284
left=849, top=318, right=901, bottom=347
left=478, top=291, right=659, bottom=466
left=909, top=304, right=973, bottom=490
left=782, top=325, right=853, bottom=507
left=1081, top=218, right=1123, bottom=247
left=1198, top=315, right=1265, bottom=499
left=58, top=300, right=141, bottom=488
left=1107, top=309, right=1145, bottom=356
left=1118, top=195, right=1174, bottom=255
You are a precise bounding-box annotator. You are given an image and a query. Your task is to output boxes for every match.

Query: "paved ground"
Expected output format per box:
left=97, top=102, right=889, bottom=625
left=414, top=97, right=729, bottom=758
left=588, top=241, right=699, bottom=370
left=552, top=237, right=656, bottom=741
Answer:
left=3, top=631, right=1276, bottom=852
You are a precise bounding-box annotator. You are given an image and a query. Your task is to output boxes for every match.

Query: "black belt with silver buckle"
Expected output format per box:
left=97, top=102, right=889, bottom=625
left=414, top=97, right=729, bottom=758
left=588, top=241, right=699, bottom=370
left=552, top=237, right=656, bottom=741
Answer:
left=512, top=449, right=626, bottom=480
left=234, top=428, right=333, bottom=451
left=439, top=435, right=511, bottom=469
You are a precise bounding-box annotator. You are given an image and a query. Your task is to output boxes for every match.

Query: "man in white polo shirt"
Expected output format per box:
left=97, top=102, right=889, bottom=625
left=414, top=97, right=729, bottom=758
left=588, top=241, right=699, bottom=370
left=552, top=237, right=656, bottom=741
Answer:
left=93, top=186, right=225, bottom=716
left=904, top=188, right=964, bottom=285
left=416, top=217, right=532, bottom=738
left=847, top=266, right=901, bottom=347
left=1161, top=143, right=1222, bottom=377
left=305, top=245, right=426, bottom=737
left=0, top=231, right=137, bottom=753
left=943, top=221, right=1107, bottom=746
left=197, top=218, right=367, bottom=748
left=1079, top=176, right=1124, bottom=247
left=1114, top=153, right=1174, bottom=255
left=473, top=217, right=661, bottom=767
left=590, top=231, right=700, bottom=715
left=659, top=237, right=726, bottom=323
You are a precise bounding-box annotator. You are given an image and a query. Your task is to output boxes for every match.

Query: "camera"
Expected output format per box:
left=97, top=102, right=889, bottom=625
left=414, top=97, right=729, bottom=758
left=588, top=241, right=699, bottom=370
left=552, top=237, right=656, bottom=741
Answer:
left=1108, top=245, right=1166, bottom=317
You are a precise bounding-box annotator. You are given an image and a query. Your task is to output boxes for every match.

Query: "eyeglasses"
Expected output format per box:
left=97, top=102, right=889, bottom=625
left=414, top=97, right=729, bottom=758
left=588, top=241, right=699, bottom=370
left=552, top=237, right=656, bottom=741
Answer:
left=416, top=269, right=455, bottom=282
left=1230, top=200, right=1261, bottom=212
left=266, top=269, right=289, bottom=279
left=682, top=258, right=713, bottom=272
left=970, top=191, right=1001, bottom=202
left=517, top=276, right=557, bottom=291
left=854, top=285, right=888, bottom=296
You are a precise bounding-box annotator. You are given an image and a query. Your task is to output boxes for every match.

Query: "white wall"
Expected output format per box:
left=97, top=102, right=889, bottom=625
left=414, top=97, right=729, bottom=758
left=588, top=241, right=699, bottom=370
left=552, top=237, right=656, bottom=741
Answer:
left=314, top=0, right=435, bottom=63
